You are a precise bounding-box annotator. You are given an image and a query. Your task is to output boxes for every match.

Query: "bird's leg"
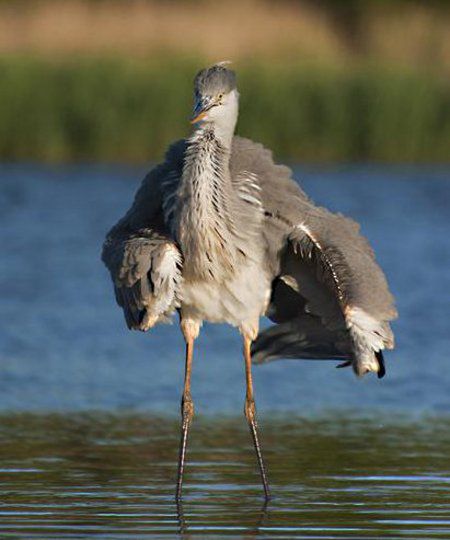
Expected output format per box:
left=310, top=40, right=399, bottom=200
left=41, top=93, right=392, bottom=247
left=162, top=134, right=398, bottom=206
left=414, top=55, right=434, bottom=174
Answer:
left=176, top=320, right=198, bottom=501
left=243, top=336, right=271, bottom=500
left=176, top=338, right=194, bottom=500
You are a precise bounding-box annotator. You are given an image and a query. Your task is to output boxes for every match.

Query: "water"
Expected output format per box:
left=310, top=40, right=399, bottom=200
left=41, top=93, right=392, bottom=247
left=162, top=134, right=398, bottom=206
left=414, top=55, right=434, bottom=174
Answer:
left=0, top=164, right=449, bottom=538
left=0, top=414, right=449, bottom=538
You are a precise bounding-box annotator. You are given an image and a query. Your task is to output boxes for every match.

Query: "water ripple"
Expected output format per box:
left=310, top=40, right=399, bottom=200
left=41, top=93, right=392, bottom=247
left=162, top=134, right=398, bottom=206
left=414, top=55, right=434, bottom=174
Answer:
left=0, top=414, right=448, bottom=538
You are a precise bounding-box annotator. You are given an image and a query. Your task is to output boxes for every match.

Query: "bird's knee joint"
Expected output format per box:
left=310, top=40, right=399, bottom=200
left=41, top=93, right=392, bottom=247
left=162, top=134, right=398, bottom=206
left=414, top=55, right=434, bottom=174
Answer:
left=181, top=393, right=194, bottom=424
left=244, top=398, right=257, bottom=424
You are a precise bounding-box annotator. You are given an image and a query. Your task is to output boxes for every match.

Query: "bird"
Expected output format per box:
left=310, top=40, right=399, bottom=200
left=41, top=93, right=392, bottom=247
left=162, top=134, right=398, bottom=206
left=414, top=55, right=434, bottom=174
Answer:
left=101, top=62, right=397, bottom=501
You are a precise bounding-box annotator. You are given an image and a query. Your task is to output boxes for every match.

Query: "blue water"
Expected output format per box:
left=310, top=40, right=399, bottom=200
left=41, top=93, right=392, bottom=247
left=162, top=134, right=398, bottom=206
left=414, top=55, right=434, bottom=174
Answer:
left=1, top=164, right=449, bottom=415
left=0, top=164, right=449, bottom=539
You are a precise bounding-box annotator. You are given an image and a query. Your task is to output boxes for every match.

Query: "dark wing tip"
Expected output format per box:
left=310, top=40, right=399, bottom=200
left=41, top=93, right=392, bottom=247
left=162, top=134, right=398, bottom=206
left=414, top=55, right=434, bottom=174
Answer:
left=375, top=350, right=386, bottom=379
left=336, top=360, right=352, bottom=369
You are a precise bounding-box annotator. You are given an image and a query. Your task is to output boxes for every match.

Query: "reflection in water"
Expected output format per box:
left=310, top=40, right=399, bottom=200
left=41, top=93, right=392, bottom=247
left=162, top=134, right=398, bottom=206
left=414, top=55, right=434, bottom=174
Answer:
left=0, top=413, right=449, bottom=538
left=177, top=499, right=187, bottom=536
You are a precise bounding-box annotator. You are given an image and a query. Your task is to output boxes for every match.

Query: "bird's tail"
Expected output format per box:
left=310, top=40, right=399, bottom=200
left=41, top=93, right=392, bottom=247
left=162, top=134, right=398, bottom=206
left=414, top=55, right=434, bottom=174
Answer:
left=251, top=316, right=350, bottom=365
left=251, top=315, right=387, bottom=378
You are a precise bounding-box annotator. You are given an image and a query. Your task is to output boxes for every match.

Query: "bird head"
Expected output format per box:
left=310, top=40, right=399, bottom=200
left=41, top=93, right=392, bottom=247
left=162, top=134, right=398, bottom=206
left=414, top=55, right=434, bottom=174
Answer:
left=191, top=62, right=239, bottom=128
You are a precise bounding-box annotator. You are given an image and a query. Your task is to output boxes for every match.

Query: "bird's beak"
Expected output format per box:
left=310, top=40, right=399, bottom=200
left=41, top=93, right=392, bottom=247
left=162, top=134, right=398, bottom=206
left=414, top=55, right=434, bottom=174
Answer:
left=190, top=96, right=215, bottom=124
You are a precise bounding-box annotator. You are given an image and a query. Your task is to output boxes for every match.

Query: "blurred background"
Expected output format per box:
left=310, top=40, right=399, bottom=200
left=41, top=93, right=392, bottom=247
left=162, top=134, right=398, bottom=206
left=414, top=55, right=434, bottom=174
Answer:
left=0, top=0, right=450, bottom=163
left=0, top=2, right=450, bottom=537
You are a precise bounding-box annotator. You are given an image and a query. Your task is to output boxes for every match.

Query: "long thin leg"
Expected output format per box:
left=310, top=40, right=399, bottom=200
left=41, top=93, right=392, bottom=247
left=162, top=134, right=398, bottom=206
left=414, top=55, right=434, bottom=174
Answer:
left=243, top=336, right=271, bottom=500
left=176, top=336, right=194, bottom=501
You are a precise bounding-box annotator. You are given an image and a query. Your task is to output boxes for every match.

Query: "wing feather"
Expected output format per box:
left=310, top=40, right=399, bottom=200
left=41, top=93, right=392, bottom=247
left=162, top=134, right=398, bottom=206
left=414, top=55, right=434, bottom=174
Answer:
left=255, top=204, right=397, bottom=376
left=233, top=136, right=399, bottom=377
left=101, top=141, right=185, bottom=330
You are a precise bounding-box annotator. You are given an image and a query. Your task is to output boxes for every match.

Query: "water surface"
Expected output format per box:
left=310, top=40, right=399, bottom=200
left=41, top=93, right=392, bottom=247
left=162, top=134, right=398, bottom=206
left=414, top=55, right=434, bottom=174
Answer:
left=0, top=414, right=449, bottom=539
left=0, top=164, right=449, bottom=537
left=0, top=164, right=449, bottom=414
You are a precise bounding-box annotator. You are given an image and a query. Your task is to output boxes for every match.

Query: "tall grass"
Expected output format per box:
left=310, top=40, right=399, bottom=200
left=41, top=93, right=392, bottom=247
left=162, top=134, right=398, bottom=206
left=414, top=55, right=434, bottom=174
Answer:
left=0, top=57, right=449, bottom=163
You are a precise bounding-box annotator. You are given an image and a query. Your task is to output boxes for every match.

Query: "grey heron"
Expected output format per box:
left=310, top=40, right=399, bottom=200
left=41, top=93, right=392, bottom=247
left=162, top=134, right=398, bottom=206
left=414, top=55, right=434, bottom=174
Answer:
left=102, top=63, right=397, bottom=500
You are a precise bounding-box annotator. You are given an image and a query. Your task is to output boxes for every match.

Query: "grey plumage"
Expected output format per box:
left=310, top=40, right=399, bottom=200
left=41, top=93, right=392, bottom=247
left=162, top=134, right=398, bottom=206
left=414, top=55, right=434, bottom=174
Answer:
left=102, top=131, right=396, bottom=375
left=195, top=63, right=237, bottom=96
left=102, top=64, right=397, bottom=498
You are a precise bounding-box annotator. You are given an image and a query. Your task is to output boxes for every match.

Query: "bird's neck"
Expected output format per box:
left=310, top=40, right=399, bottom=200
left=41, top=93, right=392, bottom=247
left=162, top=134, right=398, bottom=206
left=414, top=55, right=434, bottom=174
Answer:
left=196, top=117, right=236, bottom=148
left=175, top=126, right=237, bottom=280
left=181, top=125, right=234, bottom=207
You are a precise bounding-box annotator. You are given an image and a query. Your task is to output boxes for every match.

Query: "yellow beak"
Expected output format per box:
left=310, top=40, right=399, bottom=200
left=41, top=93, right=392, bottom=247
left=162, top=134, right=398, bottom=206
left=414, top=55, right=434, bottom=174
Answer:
left=190, top=110, right=208, bottom=124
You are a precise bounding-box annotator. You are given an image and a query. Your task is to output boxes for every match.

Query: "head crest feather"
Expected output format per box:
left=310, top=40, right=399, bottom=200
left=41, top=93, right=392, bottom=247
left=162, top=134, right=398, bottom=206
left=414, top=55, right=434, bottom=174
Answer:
left=215, top=60, right=232, bottom=67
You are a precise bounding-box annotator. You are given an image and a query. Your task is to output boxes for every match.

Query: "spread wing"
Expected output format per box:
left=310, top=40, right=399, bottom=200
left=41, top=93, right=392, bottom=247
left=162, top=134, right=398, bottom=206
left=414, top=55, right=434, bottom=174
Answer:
left=101, top=141, right=185, bottom=330
left=230, top=137, right=397, bottom=377
left=254, top=204, right=397, bottom=377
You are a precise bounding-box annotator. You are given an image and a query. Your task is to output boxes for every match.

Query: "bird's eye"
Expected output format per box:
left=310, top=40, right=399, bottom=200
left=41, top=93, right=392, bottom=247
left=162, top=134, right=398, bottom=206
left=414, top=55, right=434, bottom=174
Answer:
left=218, top=93, right=223, bottom=101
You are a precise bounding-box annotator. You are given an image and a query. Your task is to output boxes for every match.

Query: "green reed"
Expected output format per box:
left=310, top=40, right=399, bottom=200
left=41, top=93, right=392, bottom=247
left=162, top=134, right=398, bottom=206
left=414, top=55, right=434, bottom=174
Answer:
left=0, top=56, right=449, bottom=163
